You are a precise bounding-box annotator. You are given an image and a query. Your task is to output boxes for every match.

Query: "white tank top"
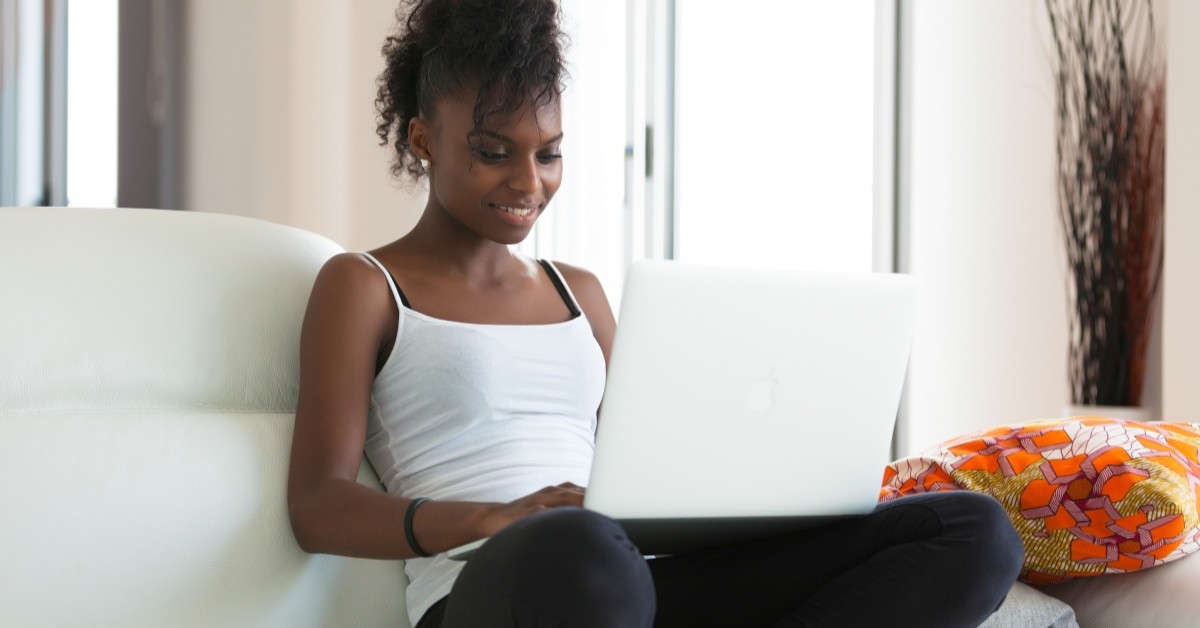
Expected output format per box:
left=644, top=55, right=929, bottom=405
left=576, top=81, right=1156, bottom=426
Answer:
left=358, top=253, right=606, bottom=626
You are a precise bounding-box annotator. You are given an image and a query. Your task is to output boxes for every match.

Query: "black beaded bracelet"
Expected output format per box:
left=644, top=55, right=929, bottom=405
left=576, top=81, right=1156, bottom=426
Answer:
left=405, top=497, right=432, bottom=558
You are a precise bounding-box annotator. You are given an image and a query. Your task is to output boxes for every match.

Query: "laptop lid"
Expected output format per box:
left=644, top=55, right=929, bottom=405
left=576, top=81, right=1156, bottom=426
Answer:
left=583, top=261, right=918, bottom=522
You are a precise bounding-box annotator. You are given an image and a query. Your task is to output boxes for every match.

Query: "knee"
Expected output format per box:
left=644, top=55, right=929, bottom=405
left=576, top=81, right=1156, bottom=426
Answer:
left=490, top=507, right=638, bottom=564
left=888, top=492, right=1024, bottom=576
left=462, top=508, right=654, bottom=608
left=937, top=491, right=1025, bottom=581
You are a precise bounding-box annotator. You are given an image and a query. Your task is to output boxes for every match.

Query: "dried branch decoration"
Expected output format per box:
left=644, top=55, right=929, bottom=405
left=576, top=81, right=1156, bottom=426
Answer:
left=1046, top=0, right=1165, bottom=406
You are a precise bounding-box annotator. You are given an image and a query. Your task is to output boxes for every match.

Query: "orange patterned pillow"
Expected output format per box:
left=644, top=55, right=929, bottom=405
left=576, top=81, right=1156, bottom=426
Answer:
left=881, top=418, right=1200, bottom=583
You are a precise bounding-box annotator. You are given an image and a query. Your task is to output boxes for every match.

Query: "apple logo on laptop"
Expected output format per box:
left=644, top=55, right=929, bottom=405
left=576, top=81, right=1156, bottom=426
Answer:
left=746, top=367, right=778, bottom=415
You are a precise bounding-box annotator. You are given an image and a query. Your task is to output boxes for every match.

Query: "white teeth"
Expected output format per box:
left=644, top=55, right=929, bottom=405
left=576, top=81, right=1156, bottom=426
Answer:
left=498, top=206, right=533, bottom=217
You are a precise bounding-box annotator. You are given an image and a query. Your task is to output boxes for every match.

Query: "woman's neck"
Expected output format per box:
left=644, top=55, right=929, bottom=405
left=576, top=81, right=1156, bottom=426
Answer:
left=399, top=204, right=524, bottom=282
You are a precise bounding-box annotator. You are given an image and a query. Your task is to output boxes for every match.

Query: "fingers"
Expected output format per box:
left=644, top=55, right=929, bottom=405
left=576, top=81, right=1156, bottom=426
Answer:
left=517, top=484, right=584, bottom=509
left=533, top=487, right=585, bottom=508
left=480, top=484, right=588, bottom=536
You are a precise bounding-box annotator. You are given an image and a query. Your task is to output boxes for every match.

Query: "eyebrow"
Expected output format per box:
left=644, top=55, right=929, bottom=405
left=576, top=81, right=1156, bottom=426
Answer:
left=478, top=129, right=564, bottom=147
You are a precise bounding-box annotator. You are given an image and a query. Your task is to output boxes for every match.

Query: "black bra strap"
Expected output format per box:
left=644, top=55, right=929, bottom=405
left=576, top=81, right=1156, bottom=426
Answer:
left=385, top=271, right=412, bottom=309
left=538, top=259, right=582, bottom=319
left=383, top=258, right=574, bottom=317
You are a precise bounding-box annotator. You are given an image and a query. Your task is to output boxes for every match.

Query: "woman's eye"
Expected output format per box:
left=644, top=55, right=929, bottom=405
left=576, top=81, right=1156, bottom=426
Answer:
left=476, top=150, right=508, bottom=162
left=538, top=153, right=563, bottom=164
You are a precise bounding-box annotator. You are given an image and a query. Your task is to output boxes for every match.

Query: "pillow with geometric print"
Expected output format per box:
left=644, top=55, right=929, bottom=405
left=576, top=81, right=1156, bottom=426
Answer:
left=880, top=417, right=1200, bottom=584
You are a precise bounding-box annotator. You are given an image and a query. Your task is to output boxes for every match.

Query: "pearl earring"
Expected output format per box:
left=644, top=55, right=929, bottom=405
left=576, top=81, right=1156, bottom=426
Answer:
left=420, top=158, right=431, bottom=170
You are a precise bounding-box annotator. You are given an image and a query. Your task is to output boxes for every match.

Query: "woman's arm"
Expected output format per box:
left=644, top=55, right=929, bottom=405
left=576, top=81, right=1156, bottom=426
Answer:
left=286, top=254, right=583, bottom=559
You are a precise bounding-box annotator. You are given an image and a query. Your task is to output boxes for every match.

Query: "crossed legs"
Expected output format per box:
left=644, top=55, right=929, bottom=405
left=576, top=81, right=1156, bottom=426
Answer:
left=420, top=492, right=1023, bottom=628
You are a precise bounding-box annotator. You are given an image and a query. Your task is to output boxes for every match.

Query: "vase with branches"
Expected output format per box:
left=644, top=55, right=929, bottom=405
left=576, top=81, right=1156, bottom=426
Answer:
left=1046, top=0, right=1165, bottom=411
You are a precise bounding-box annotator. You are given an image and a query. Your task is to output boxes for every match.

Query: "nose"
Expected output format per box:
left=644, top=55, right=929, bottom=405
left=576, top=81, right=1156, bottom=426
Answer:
left=507, top=155, right=542, bottom=196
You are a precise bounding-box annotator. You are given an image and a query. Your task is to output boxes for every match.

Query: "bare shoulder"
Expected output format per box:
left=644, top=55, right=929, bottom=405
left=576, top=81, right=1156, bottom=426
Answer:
left=316, top=251, right=387, bottom=286
left=550, top=261, right=616, bottom=363
left=311, top=252, right=393, bottom=304
left=548, top=260, right=600, bottom=285
left=549, top=261, right=610, bottom=311
left=304, top=252, right=398, bottom=349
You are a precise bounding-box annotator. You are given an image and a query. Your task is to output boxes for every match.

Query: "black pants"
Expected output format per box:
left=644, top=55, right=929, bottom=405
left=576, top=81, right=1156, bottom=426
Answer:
left=417, top=492, right=1024, bottom=628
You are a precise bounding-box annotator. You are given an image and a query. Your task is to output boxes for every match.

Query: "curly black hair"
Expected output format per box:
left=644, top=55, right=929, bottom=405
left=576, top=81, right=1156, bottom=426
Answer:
left=375, top=0, right=569, bottom=181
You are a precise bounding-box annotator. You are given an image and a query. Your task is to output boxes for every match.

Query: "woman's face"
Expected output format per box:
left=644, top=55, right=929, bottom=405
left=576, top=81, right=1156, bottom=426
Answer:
left=415, top=91, right=564, bottom=246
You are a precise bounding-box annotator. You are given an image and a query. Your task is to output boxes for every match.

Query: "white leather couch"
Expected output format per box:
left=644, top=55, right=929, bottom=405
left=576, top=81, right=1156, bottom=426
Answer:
left=6, top=206, right=1197, bottom=628
left=0, top=207, right=409, bottom=627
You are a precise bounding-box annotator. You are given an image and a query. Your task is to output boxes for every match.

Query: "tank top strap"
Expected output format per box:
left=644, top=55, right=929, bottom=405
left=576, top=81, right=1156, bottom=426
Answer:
left=360, top=252, right=412, bottom=309
left=538, top=259, right=582, bottom=319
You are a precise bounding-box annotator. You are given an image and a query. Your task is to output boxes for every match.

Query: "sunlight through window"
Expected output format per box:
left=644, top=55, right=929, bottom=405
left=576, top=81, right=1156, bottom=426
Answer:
left=66, top=0, right=118, bottom=207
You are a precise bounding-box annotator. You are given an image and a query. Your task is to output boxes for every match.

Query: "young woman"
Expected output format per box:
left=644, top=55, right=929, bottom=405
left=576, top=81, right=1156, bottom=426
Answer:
left=286, top=1, right=1025, bottom=626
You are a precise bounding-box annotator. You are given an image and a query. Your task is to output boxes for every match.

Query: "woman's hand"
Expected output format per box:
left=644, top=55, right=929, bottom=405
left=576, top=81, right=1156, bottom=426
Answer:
left=473, top=483, right=587, bottom=537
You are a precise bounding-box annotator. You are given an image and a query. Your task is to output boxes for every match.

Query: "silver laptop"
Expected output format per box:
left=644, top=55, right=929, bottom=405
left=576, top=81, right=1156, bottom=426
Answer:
left=450, top=260, right=918, bottom=559
left=582, top=260, right=918, bottom=555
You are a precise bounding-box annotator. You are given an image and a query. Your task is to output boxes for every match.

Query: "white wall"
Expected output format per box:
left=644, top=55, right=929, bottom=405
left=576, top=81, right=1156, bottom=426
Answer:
left=178, top=0, right=1196, bottom=438
left=900, top=0, right=1071, bottom=454
left=1164, top=0, right=1200, bottom=421
left=182, top=0, right=424, bottom=252
left=899, top=0, right=1188, bottom=454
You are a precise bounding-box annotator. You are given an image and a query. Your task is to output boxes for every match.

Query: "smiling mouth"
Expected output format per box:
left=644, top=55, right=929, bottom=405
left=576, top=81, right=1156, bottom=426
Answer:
left=493, top=204, right=536, bottom=217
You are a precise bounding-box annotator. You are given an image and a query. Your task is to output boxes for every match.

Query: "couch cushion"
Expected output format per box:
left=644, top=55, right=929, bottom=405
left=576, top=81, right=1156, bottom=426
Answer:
left=979, top=582, right=1078, bottom=628
left=881, top=418, right=1200, bottom=583
left=1040, top=551, right=1200, bottom=628
left=0, top=411, right=407, bottom=627
left=0, top=207, right=408, bottom=626
left=0, top=207, right=341, bottom=416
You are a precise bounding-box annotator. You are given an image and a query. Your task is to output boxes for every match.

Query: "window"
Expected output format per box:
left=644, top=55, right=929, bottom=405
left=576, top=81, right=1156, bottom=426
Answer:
left=675, top=1, right=877, bottom=273
left=537, top=0, right=889, bottom=312
left=0, top=0, right=116, bottom=207
left=524, top=0, right=631, bottom=306
left=0, top=0, right=55, bottom=206
left=66, top=0, right=118, bottom=207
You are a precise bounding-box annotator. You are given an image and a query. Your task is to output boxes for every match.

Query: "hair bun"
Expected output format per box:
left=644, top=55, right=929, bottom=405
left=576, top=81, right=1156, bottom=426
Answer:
left=375, top=0, right=569, bottom=181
